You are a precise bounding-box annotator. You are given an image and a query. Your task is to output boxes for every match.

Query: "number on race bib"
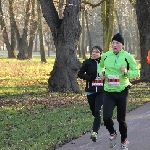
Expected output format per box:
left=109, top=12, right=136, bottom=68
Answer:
left=92, top=78, right=103, bottom=86
left=107, top=75, right=120, bottom=86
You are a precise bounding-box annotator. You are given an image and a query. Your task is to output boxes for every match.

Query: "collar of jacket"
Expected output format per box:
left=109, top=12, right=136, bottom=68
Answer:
left=90, top=57, right=100, bottom=61
left=113, top=49, right=124, bottom=55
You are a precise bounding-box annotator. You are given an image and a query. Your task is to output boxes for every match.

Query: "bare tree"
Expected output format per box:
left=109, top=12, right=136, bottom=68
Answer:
left=101, top=0, right=114, bottom=52
left=28, top=0, right=38, bottom=59
left=8, top=0, right=16, bottom=58
left=39, top=0, right=81, bottom=92
left=80, top=4, right=86, bottom=59
left=0, top=1, right=12, bottom=57
left=37, top=0, right=46, bottom=63
left=16, top=0, right=31, bottom=59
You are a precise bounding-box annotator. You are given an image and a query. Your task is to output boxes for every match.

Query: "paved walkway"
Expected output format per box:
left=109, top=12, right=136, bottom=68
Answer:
left=56, top=102, right=150, bottom=150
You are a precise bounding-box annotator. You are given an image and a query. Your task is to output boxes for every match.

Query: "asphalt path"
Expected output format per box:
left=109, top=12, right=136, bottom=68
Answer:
left=56, top=102, right=150, bottom=150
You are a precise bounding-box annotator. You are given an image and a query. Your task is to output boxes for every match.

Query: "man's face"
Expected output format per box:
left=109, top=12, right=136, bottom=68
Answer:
left=112, top=40, right=124, bottom=54
left=91, top=49, right=101, bottom=59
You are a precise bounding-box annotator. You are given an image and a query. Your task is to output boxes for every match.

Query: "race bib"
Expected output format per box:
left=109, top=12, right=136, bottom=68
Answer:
left=92, top=77, right=103, bottom=86
left=107, top=75, right=120, bottom=86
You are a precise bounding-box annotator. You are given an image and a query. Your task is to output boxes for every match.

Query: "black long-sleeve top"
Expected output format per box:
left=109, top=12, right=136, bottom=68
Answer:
left=78, top=58, right=104, bottom=93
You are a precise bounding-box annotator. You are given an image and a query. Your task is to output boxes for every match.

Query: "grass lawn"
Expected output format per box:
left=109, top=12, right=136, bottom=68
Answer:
left=0, top=57, right=150, bottom=150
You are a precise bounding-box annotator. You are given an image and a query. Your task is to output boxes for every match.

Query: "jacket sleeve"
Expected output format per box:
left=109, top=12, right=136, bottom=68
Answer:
left=98, top=53, right=106, bottom=75
left=126, top=54, right=140, bottom=78
left=78, top=60, right=96, bottom=81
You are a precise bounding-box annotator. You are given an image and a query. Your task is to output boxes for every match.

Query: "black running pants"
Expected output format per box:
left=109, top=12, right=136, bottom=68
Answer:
left=103, top=88, right=129, bottom=142
left=87, top=92, right=103, bottom=133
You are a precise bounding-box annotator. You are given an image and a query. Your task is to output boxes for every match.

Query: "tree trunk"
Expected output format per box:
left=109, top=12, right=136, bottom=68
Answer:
left=28, top=0, right=38, bottom=59
left=78, top=13, right=82, bottom=58
left=81, top=7, right=86, bottom=59
left=39, top=0, right=81, bottom=92
left=0, top=2, right=11, bottom=57
left=47, top=44, right=50, bottom=57
left=115, top=9, right=122, bottom=34
left=85, top=10, right=92, bottom=55
left=10, top=27, right=16, bottom=58
left=37, top=0, right=46, bottom=63
left=77, top=42, right=82, bottom=57
left=34, top=31, right=38, bottom=52
left=16, top=0, right=31, bottom=59
left=101, top=0, right=114, bottom=52
left=135, top=0, right=150, bottom=81
left=8, top=0, right=16, bottom=58
left=17, top=37, right=28, bottom=59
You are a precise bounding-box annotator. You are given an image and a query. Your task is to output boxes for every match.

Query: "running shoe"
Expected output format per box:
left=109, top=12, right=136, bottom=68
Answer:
left=109, top=131, right=117, bottom=148
left=121, top=140, right=129, bottom=150
left=90, top=132, right=98, bottom=142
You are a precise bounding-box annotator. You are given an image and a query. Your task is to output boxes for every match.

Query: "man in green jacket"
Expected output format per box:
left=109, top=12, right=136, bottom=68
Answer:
left=99, top=33, right=140, bottom=150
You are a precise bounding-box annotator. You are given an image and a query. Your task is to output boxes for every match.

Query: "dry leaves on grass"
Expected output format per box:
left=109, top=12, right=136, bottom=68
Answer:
left=0, top=93, right=87, bottom=108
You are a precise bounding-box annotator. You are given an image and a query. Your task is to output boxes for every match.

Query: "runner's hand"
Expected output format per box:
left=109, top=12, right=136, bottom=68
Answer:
left=120, top=65, right=127, bottom=74
left=100, top=73, right=105, bottom=80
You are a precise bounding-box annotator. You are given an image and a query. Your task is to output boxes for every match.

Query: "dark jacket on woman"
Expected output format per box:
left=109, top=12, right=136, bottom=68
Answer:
left=78, top=58, right=104, bottom=93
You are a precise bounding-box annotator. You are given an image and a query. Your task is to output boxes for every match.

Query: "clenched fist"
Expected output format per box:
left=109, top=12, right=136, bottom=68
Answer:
left=120, top=65, right=127, bottom=75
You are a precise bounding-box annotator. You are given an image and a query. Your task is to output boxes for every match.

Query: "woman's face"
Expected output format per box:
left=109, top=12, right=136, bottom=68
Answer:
left=91, top=49, right=101, bottom=59
left=112, top=40, right=124, bottom=54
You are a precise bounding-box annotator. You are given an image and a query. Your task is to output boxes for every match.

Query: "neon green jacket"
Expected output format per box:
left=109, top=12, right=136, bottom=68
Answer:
left=99, top=49, right=140, bottom=92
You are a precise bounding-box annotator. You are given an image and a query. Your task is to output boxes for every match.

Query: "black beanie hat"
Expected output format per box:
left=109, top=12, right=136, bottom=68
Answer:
left=112, top=33, right=124, bottom=45
left=92, top=45, right=103, bottom=53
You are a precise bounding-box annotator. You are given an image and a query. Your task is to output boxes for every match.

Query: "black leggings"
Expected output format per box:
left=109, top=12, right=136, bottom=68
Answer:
left=87, top=92, right=103, bottom=133
left=103, top=88, right=129, bottom=142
